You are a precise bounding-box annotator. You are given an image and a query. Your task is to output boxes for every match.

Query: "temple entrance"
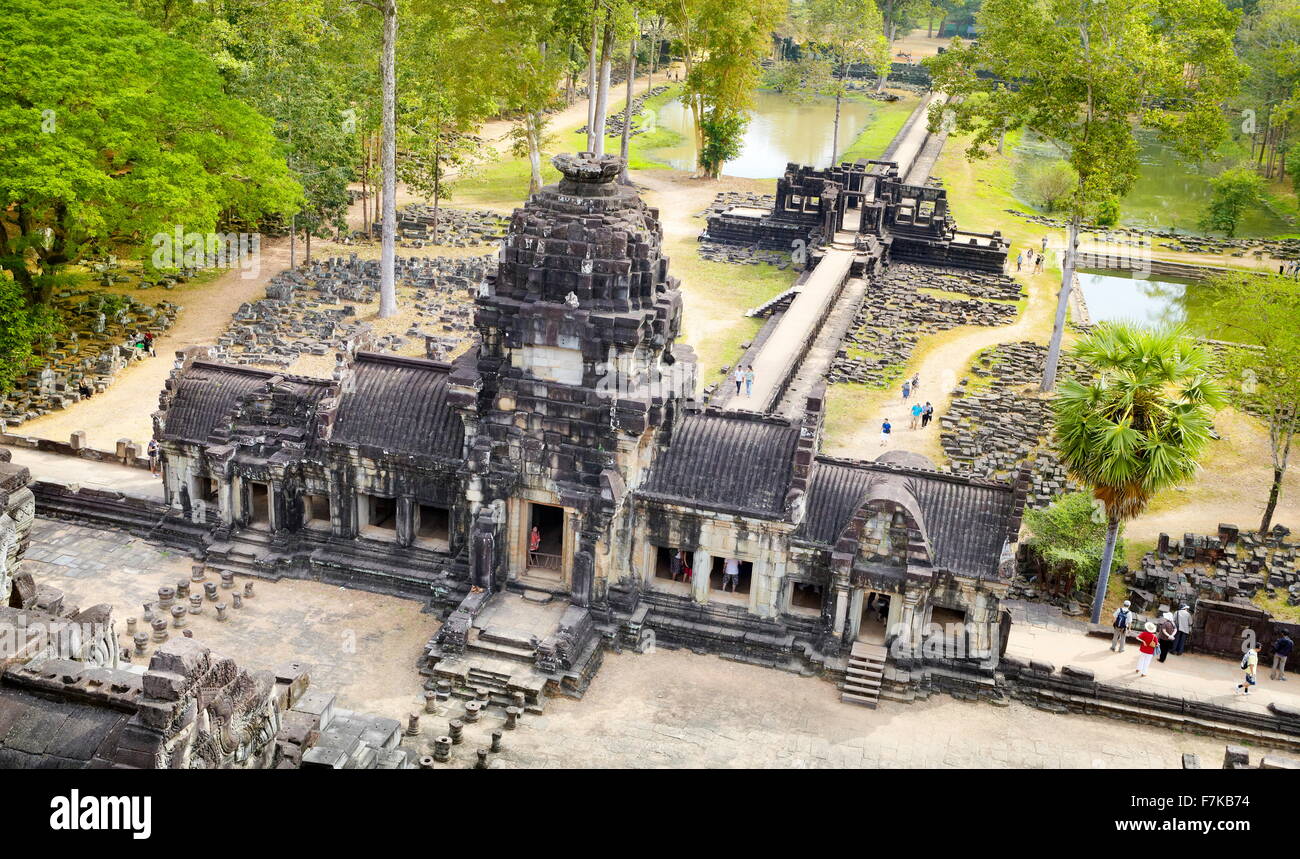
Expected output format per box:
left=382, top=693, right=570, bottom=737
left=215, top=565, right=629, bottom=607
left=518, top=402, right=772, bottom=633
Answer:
left=525, top=502, right=565, bottom=584
left=709, top=557, right=751, bottom=605
left=788, top=581, right=823, bottom=617
left=927, top=606, right=968, bottom=657
left=248, top=482, right=270, bottom=530
left=858, top=591, right=890, bottom=644
left=415, top=503, right=450, bottom=550
left=303, top=493, right=331, bottom=531
left=652, top=546, right=693, bottom=596
left=359, top=494, right=398, bottom=540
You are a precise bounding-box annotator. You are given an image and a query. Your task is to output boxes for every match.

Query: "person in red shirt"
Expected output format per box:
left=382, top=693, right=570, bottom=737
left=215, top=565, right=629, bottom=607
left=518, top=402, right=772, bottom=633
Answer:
left=1135, top=621, right=1159, bottom=677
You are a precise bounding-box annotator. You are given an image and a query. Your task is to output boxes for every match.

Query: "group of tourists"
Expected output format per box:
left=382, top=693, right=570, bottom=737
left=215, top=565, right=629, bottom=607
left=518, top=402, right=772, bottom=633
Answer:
left=1014, top=236, right=1049, bottom=274
left=1112, top=598, right=1295, bottom=695
left=668, top=550, right=744, bottom=594
left=1280, top=260, right=1300, bottom=280
left=881, top=373, right=933, bottom=447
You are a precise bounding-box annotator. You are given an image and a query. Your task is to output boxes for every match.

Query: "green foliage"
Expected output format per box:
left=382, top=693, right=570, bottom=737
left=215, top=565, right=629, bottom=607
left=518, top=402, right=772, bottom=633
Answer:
left=1054, top=324, right=1224, bottom=523
left=0, top=0, right=301, bottom=295
left=1024, top=492, right=1126, bottom=590
left=925, top=0, right=1246, bottom=223
left=1198, top=167, right=1267, bottom=237
left=0, top=278, right=61, bottom=395
left=698, top=114, right=748, bottom=176
left=1023, top=160, right=1078, bottom=213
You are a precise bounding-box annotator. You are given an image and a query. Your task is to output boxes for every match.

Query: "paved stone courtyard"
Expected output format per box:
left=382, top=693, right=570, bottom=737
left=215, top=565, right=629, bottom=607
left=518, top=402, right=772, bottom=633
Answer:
left=15, top=517, right=1257, bottom=768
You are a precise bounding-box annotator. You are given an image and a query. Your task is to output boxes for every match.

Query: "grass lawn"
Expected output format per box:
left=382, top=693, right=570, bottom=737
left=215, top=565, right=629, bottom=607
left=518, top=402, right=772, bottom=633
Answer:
left=836, top=91, right=922, bottom=163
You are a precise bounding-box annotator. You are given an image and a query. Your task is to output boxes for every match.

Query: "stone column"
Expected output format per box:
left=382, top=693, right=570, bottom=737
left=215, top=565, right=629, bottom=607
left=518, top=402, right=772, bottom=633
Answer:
left=691, top=549, right=712, bottom=605
left=217, top=477, right=234, bottom=526
left=396, top=496, right=415, bottom=547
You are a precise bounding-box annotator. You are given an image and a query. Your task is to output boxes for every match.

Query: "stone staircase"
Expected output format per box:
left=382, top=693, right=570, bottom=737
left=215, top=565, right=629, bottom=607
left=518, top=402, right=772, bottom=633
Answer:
left=842, top=641, right=887, bottom=708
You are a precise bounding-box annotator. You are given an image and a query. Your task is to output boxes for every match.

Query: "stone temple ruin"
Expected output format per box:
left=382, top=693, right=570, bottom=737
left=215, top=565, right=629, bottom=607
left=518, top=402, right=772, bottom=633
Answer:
left=128, top=151, right=1025, bottom=712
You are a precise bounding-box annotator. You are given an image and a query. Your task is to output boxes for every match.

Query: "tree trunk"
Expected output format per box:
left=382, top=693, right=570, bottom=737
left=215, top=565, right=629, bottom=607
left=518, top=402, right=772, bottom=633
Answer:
left=586, top=2, right=599, bottom=152
left=1261, top=467, right=1284, bottom=534
left=1090, top=514, right=1121, bottom=624
left=831, top=60, right=846, bottom=166
left=1040, top=212, right=1078, bottom=392
left=526, top=112, right=544, bottom=195
left=306, top=227, right=312, bottom=264
left=378, top=0, right=398, bottom=319
left=593, top=22, right=614, bottom=156
left=619, top=26, right=637, bottom=184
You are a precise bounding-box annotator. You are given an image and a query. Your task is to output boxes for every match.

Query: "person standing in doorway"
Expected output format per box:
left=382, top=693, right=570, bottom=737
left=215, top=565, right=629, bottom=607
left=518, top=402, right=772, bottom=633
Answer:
left=879, top=418, right=892, bottom=448
left=744, top=365, right=754, bottom=398
left=910, top=401, right=923, bottom=429
left=1271, top=631, right=1293, bottom=681
left=1236, top=643, right=1263, bottom=694
left=722, top=557, right=740, bottom=592
left=1173, top=604, right=1192, bottom=655
left=670, top=550, right=683, bottom=582
left=1111, top=600, right=1133, bottom=652
left=528, top=525, right=541, bottom=566
left=1156, top=611, right=1177, bottom=663
left=1135, top=622, right=1159, bottom=677
left=921, top=401, right=933, bottom=428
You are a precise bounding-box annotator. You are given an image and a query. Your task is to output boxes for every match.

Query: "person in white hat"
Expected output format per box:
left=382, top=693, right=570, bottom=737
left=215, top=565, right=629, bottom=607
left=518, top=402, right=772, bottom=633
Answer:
left=1135, top=621, right=1159, bottom=676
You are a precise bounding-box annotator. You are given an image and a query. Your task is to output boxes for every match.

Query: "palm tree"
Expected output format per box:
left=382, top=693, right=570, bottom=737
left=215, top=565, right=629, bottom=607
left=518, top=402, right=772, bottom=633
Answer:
left=1053, top=324, right=1224, bottom=624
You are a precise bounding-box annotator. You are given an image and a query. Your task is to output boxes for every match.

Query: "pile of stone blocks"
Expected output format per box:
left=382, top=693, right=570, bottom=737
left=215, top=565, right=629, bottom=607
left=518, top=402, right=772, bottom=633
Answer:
left=1128, top=525, right=1299, bottom=610
left=376, top=205, right=509, bottom=249
left=575, top=84, right=669, bottom=138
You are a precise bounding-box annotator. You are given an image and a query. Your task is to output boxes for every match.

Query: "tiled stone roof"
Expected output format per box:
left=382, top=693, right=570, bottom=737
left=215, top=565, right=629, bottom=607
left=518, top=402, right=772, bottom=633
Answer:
left=643, top=413, right=798, bottom=515
left=161, top=363, right=329, bottom=443
left=332, top=353, right=464, bottom=459
left=800, top=456, right=1014, bottom=578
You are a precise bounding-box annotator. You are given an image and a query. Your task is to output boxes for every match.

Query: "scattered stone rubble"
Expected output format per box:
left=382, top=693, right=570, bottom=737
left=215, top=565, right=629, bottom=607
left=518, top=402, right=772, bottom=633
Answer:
left=1012, top=210, right=1300, bottom=260
left=938, top=341, right=1084, bottom=507
left=1128, top=524, right=1299, bottom=611
left=0, top=290, right=179, bottom=426
left=375, top=205, right=509, bottom=249
left=213, top=254, right=489, bottom=369
left=575, top=84, right=670, bottom=139
left=696, top=241, right=797, bottom=268
left=829, top=263, right=1023, bottom=389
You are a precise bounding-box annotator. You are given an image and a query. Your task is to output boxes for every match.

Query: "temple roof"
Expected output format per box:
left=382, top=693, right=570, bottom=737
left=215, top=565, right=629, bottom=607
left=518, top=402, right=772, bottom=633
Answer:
left=642, top=413, right=798, bottom=516
left=799, top=457, right=1015, bottom=578
left=160, top=363, right=331, bottom=444
left=332, top=353, right=464, bottom=459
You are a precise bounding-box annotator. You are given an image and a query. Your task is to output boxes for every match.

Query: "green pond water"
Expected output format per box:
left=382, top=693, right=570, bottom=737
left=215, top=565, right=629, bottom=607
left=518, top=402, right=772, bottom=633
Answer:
left=1076, top=270, right=1250, bottom=343
left=1016, top=129, right=1291, bottom=238
left=647, top=90, right=877, bottom=179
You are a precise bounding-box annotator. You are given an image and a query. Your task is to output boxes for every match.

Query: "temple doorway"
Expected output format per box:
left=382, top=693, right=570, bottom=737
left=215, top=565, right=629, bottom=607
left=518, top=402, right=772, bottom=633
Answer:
left=708, top=557, right=751, bottom=605
left=525, top=502, right=565, bottom=584
left=248, top=482, right=270, bottom=530
left=858, top=591, right=890, bottom=644
left=652, top=546, right=693, bottom=596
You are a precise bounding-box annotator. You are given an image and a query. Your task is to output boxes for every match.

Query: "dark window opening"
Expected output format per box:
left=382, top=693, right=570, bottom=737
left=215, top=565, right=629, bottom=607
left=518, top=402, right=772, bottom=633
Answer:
left=789, top=582, right=823, bottom=613
left=199, top=479, right=219, bottom=503
left=527, top=503, right=564, bottom=571
left=859, top=592, right=890, bottom=643
left=248, top=482, right=270, bottom=528
left=304, top=493, right=331, bottom=530
left=363, top=495, right=397, bottom=534
left=709, top=557, right=751, bottom=596
left=417, top=503, right=450, bottom=544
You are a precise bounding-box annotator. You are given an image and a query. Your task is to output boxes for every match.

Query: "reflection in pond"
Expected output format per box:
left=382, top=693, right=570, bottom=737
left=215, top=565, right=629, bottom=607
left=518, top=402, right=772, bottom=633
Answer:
left=1076, top=270, right=1249, bottom=343
left=648, top=90, right=878, bottom=179
left=1015, top=129, right=1290, bottom=238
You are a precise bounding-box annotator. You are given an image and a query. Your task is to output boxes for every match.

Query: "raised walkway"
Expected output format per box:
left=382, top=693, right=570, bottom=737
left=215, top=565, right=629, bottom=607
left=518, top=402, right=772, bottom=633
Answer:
left=1, top=446, right=163, bottom=501
left=723, top=249, right=855, bottom=415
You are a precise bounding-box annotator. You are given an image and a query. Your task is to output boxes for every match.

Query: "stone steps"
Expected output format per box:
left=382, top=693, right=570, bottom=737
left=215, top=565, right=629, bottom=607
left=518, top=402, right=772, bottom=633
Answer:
left=842, top=641, right=888, bottom=709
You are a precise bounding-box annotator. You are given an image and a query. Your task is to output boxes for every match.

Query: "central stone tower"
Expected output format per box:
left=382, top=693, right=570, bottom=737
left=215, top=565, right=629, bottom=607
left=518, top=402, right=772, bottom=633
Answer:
left=455, top=152, right=695, bottom=607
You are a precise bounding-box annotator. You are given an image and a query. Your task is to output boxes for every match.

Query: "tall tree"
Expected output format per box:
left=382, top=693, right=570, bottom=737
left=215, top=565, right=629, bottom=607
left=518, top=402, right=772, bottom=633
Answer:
left=1238, top=0, right=1300, bottom=182
left=665, top=0, right=789, bottom=178
left=354, top=0, right=399, bottom=317
left=926, top=0, right=1246, bottom=393
left=1199, top=167, right=1266, bottom=237
left=805, top=0, right=890, bottom=164
left=1053, top=324, right=1223, bottom=624
left=1211, top=273, right=1300, bottom=534
left=0, top=0, right=300, bottom=299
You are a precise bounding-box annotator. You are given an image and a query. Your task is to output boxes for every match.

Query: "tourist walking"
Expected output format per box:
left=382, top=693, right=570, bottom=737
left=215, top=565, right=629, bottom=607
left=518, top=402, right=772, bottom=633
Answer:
left=146, top=439, right=160, bottom=477
left=733, top=366, right=744, bottom=396
left=744, top=365, right=754, bottom=398
left=902, top=380, right=911, bottom=401
left=1034, top=252, right=1045, bottom=274
left=143, top=331, right=155, bottom=357
left=1271, top=631, right=1293, bottom=681
left=922, top=401, right=934, bottom=428
left=722, top=557, right=740, bottom=592
left=77, top=381, right=92, bottom=400
left=1173, top=604, right=1192, bottom=654
left=1156, top=611, right=1177, bottom=663
left=1040, top=236, right=1048, bottom=253
left=1236, top=643, right=1263, bottom=695
left=911, top=372, right=919, bottom=392
left=1016, top=251, right=1023, bottom=272
left=910, top=401, right=923, bottom=429
left=1135, top=621, right=1159, bottom=676
left=879, top=418, right=892, bottom=448
left=1111, top=600, right=1134, bottom=652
